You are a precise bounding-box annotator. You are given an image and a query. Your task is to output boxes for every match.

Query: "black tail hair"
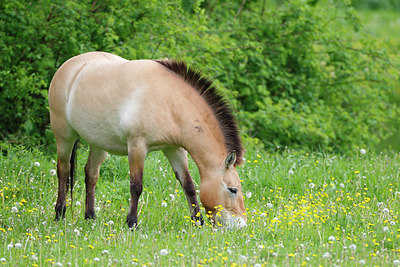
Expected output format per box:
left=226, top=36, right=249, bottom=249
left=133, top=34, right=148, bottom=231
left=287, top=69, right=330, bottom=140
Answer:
left=69, top=140, right=79, bottom=213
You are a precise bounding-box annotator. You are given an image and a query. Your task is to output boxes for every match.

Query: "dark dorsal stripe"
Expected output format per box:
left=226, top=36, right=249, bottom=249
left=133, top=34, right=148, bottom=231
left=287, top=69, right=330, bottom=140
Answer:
left=155, top=59, right=244, bottom=166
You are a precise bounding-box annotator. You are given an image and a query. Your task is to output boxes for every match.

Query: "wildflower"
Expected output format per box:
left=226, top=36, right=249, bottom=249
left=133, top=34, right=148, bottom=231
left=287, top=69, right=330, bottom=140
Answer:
left=267, top=203, right=273, bottom=208
left=394, top=260, right=400, bottom=266
left=169, top=194, right=175, bottom=201
left=50, top=169, right=56, bottom=176
left=31, top=254, right=38, bottom=261
left=349, top=244, right=357, bottom=252
left=14, top=243, right=22, bottom=249
left=254, top=264, right=261, bottom=267
left=94, top=257, right=100, bottom=262
left=272, top=252, right=278, bottom=257
left=359, top=260, right=366, bottom=265
left=102, top=250, right=109, bottom=255
left=239, top=255, right=247, bottom=261
left=390, top=221, right=396, bottom=226
left=95, top=207, right=100, bottom=212
left=34, top=162, right=40, bottom=167
left=107, top=220, right=114, bottom=226
left=55, top=262, right=63, bottom=266
left=161, top=202, right=167, bottom=208
left=382, top=208, right=390, bottom=214
left=339, top=183, right=345, bottom=188
left=360, top=149, right=366, bottom=155
left=0, top=258, right=6, bottom=262
left=328, top=236, right=336, bottom=242
left=289, top=170, right=294, bottom=175
left=74, top=229, right=80, bottom=236
left=75, top=201, right=81, bottom=206
left=305, top=257, right=310, bottom=261
left=11, top=206, right=18, bottom=213
left=309, top=183, right=315, bottom=189
left=246, top=191, right=252, bottom=198
left=160, top=249, right=168, bottom=256
left=383, top=226, right=389, bottom=232
left=322, top=252, right=331, bottom=259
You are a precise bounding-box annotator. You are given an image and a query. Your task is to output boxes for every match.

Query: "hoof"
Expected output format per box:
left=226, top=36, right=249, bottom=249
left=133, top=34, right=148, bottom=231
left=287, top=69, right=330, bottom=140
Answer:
left=191, top=213, right=204, bottom=226
left=126, top=215, right=139, bottom=230
left=85, top=211, right=96, bottom=220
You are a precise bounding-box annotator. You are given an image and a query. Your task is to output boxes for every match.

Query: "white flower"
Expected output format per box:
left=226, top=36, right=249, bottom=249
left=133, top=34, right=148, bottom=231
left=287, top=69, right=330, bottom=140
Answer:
left=328, top=236, right=336, bottom=242
left=102, top=250, right=109, bottom=255
left=14, top=243, right=22, bottom=249
left=161, top=202, right=167, bottom=208
left=360, top=149, right=366, bottom=155
left=74, top=229, right=80, bottom=236
left=289, top=170, right=294, bottom=175
left=160, top=249, right=168, bottom=256
left=34, top=162, right=40, bottom=167
left=246, top=191, right=252, bottom=198
left=309, top=183, right=315, bottom=189
left=0, top=258, right=5, bottom=262
left=359, top=259, right=366, bottom=265
left=339, top=183, right=345, bottom=188
left=95, top=207, right=100, bottom=212
left=31, top=254, right=38, bottom=261
left=267, top=203, right=273, bottom=208
left=305, top=257, right=310, bottom=261
left=94, top=257, right=100, bottom=262
left=239, top=255, right=247, bottom=261
left=390, top=221, right=396, bottom=226
left=258, top=245, right=264, bottom=249
left=11, top=206, right=18, bottom=213
left=169, top=194, right=175, bottom=201
left=383, top=226, right=389, bottom=232
left=55, top=262, right=63, bottom=266
left=107, top=220, right=114, bottom=226
left=322, top=252, right=331, bottom=259
left=349, top=244, right=357, bottom=252
left=272, top=252, right=278, bottom=257
left=394, top=260, right=400, bottom=266
left=50, top=169, right=57, bottom=176
left=75, top=201, right=81, bottom=206
left=7, top=243, right=13, bottom=250
left=382, top=208, right=390, bottom=213
left=254, top=264, right=261, bottom=267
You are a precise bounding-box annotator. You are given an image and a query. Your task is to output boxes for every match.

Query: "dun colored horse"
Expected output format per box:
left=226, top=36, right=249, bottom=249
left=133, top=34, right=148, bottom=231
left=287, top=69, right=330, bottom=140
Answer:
left=49, top=52, right=246, bottom=228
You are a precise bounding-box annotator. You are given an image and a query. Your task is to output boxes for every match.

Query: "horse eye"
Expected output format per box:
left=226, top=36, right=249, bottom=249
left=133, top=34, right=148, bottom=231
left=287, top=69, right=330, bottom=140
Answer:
left=228, top=187, right=238, bottom=195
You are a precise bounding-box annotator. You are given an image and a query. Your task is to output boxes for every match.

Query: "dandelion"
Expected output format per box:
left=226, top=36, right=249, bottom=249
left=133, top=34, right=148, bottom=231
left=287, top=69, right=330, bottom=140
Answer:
left=289, top=170, right=294, bottom=175
left=107, top=220, right=114, bottom=226
left=309, top=183, right=315, bottom=189
left=394, top=260, right=400, bottom=266
left=160, top=249, right=168, bottom=256
left=31, top=254, right=38, bottom=261
left=382, top=208, right=390, bottom=214
left=328, top=236, right=336, bottom=242
left=34, top=162, right=40, bottom=167
left=239, top=255, right=247, bottom=261
left=359, top=259, right=366, bottom=265
left=272, top=252, right=278, bottom=257
left=267, top=203, right=273, bottom=208
left=95, top=207, right=100, bottom=212
left=0, top=258, right=6, bottom=262
left=55, top=262, right=63, bottom=266
left=246, top=191, right=252, bottom=198
left=339, top=183, right=345, bottom=188
left=383, top=226, right=389, bottom=232
left=75, top=201, right=81, bottom=206
left=169, top=194, right=175, bottom=201
left=14, top=243, right=22, bottom=249
left=7, top=243, right=13, bottom=250
left=74, top=229, right=80, bottom=236
left=94, top=257, right=100, bottom=262
left=305, top=257, right=310, bottom=261
left=349, top=244, right=357, bottom=252
left=322, top=252, right=331, bottom=259
left=254, top=264, right=261, bottom=267
left=11, top=206, right=18, bottom=213
left=50, top=169, right=56, bottom=176
left=390, top=221, right=396, bottom=226
left=360, top=149, right=366, bottom=155
left=102, top=250, right=109, bottom=255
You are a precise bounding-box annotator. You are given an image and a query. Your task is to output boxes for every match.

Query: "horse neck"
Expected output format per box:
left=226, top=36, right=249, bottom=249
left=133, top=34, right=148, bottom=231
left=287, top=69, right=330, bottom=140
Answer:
left=182, top=123, right=227, bottom=181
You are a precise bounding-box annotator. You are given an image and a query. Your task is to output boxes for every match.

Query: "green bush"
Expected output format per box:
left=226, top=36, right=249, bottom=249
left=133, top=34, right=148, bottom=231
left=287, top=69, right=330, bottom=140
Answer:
left=0, top=0, right=398, bottom=153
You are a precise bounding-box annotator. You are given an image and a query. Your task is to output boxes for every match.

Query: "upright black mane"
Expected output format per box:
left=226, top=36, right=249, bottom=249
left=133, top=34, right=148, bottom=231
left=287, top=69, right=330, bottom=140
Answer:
left=155, top=59, right=244, bottom=166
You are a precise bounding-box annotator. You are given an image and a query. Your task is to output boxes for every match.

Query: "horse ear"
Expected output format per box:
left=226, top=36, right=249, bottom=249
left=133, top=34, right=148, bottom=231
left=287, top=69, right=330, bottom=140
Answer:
left=224, top=152, right=236, bottom=169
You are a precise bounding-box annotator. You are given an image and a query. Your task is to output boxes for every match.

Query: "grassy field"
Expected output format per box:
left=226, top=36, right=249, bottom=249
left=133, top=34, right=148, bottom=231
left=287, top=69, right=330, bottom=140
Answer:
left=1, top=143, right=399, bottom=266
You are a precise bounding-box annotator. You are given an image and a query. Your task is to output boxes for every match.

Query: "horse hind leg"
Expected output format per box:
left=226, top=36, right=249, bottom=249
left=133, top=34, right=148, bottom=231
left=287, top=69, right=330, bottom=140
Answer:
left=84, top=147, right=107, bottom=220
left=55, top=138, right=78, bottom=221
left=163, top=147, right=204, bottom=225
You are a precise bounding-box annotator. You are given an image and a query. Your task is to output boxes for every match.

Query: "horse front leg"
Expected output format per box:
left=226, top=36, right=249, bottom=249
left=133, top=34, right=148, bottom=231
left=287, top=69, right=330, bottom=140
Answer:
left=163, top=147, right=204, bottom=225
left=84, top=147, right=107, bottom=220
left=126, top=142, right=147, bottom=229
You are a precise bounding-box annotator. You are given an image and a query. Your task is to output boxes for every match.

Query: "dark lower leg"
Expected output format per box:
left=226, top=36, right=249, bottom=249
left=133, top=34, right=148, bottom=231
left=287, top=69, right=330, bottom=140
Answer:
left=126, top=172, right=143, bottom=228
left=84, top=165, right=98, bottom=220
left=55, top=160, right=70, bottom=221
left=176, top=171, right=203, bottom=225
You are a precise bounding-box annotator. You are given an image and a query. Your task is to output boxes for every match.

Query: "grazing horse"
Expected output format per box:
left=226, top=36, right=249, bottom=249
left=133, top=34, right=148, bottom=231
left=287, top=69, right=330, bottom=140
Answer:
left=48, top=51, right=246, bottom=228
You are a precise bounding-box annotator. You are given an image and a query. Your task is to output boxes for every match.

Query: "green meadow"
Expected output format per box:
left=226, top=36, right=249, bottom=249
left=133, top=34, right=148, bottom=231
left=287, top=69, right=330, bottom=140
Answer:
left=1, top=144, right=399, bottom=266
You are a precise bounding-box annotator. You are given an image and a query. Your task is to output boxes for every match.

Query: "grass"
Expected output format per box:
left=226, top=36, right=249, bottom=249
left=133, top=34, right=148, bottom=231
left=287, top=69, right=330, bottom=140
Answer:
left=1, top=143, right=399, bottom=266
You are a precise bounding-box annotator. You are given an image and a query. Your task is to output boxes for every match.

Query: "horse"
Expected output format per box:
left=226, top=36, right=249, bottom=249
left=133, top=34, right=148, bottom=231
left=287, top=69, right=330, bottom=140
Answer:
left=48, top=51, right=247, bottom=229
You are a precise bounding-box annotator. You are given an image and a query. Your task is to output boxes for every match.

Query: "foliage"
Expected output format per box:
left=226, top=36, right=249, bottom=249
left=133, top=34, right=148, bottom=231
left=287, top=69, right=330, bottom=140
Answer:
left=0, top=0, right=399, bottom=152
left=1, top=144, right=400, bottom=265
left=351, top=0, right=400, bottom=11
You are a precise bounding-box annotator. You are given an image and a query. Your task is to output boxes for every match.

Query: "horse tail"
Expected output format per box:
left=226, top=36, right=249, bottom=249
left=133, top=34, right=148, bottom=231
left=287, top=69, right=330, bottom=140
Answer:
left=69, top=140, right=79, bottom=214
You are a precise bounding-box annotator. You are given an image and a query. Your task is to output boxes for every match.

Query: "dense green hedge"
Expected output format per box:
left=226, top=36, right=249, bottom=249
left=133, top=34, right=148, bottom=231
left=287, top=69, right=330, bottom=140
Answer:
left=1, top=0, right=399, bottom=152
